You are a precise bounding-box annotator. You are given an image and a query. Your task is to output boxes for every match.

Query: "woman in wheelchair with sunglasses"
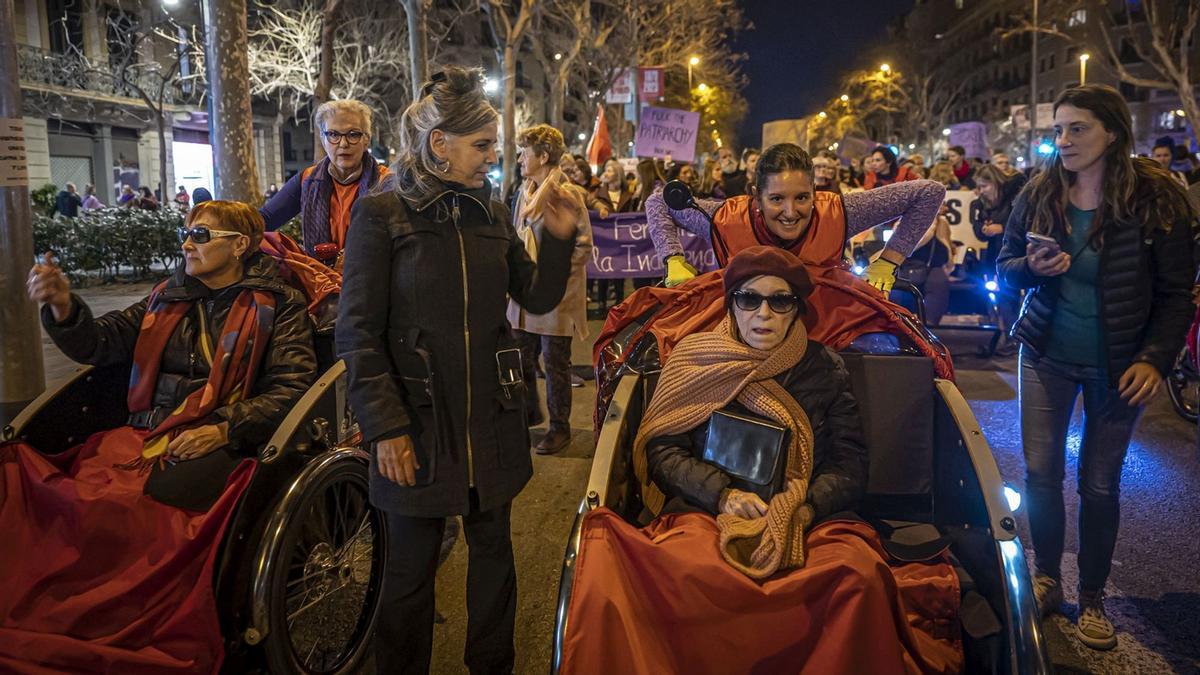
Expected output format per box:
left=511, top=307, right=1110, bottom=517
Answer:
left=5, top=200, right=316, bottom=673
left=558, top=247, right=962, bottom=674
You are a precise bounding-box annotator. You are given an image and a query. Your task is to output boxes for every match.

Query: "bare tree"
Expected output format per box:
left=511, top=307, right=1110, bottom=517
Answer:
left=60, top=8, right=189, bottom=198
left=527, top=0, right=619, bottom=130
left=482, top=0, right=537, bottom=191
left=1005, top=0, right=1200, bottom=147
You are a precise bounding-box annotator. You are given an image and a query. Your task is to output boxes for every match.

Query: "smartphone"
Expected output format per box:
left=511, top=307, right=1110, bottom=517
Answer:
left=1026, top=232, right=1061, bottom=255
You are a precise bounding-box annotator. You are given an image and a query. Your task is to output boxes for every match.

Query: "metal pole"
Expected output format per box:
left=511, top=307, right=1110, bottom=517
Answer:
left=1029, top=0, right=1039, bottom=163
left=0, top=0, right=46, bottom=427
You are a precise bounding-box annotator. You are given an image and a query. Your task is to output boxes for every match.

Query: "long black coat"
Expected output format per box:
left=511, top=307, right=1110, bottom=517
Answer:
left=996, top=176, right=1195, bottom=383
left=336, top=182, right=574, bottom=517
left=645, top=343, right=868, bottom=522
left=43, top=254, right=317, bottom=451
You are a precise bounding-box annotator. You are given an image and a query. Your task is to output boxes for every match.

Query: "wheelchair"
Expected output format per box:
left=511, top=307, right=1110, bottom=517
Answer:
left=551, top=308, right=1052, bottom=674
left=1, top=327, right=384, bottom=675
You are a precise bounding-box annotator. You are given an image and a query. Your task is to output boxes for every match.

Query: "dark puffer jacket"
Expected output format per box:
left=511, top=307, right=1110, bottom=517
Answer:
left=974, top=172, right=1027, bottom=269
left=645, top=343, right=867, bottom=521
left=42, top=253, right=317, bottom=452
left=336, top=181, right=573, bottom=518
left=996, top=176, right=1195, bottom=383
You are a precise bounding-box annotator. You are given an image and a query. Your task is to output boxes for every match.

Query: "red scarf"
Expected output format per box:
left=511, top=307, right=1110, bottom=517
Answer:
left=124, top=279, right=276, bottom=467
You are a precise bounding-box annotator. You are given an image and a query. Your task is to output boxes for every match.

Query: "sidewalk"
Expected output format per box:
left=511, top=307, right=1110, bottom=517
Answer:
left=39, top=281, right=157, bottom=385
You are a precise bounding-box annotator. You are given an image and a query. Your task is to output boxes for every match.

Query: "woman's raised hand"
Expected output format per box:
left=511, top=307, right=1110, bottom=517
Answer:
left=719, top=488, right=769, bottom=519
left=540, top=181, right=581, bottom=241
left=27, top=252, right=73, bottom=322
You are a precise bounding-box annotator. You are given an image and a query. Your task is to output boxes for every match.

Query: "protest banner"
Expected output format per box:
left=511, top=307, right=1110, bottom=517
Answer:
left=948, top=122, right=990, bottom=161
left=639, top=67, right=664, bottom=101
left=587, top=211, right=717, bottom=279
left=605, top=69, right=634, bottom=104
left=634, top=106, right=700, bottom=164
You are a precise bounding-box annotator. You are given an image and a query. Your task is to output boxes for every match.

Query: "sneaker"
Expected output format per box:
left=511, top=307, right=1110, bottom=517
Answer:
left=1076, top=591, right=1118, bottom=651
left=1032, top=573, right=1063, bottom=619
left=570, top=373, right=585, bottom=388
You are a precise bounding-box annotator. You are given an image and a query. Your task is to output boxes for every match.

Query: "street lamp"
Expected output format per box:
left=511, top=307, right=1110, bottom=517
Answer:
left=879, top=63, right=894, bottom=142
left=879, top=63, right=891, bottom=73
left=697, top=83, right=710, bottom=94
left=1079, top=52, right=1089, bottom=85
left=483, top=78, right=499, bottom=94
left=817, top=111, right=827, bottom=119
left=840, top=94, right=849, bottom=103
left=554, top=52, right=562, bottom=61
left=688, top=55, right=700, bottom=90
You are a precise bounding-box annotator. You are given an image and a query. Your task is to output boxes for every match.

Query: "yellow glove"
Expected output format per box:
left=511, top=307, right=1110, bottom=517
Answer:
left=864, top=257, right=899, bottom=293
left=665, top=255, right=698, bottom=288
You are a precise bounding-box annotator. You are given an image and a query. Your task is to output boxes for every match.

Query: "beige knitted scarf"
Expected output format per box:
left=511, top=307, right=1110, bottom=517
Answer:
left=632, top=315, right=816, bottom=579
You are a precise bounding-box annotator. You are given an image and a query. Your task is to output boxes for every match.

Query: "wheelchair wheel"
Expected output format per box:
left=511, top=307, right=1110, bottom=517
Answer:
left=263, top=456, right=385, bottom=674
left=1167, top=347, right=1200, bottom=424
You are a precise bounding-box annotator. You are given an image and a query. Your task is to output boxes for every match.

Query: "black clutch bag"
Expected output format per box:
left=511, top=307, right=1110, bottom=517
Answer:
left=701, top=408, right=789, bottom=502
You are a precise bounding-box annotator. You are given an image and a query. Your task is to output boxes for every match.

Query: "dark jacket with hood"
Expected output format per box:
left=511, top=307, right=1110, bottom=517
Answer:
left=996, top=172, right=1195, bottom=383
left=336, top=180, right=574, bottom=517
left=974, top=172, right=1027, bottom=269
left=644, top=343, right=867, bottom=522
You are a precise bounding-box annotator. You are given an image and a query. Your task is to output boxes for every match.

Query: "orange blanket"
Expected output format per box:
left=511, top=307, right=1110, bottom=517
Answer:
left=560, top=509, right=963, bottom=675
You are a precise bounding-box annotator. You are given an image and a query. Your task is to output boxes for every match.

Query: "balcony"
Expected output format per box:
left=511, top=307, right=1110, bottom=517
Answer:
left=17, top=44, right=197, bottom=107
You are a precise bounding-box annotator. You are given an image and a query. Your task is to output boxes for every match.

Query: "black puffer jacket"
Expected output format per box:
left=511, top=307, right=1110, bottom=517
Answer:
left=996, top=176, right=1195, bottom=383
left=645, top=343, right=867, bottom=521
left=42, top=254, right=317, bottom=451
left=973, top=172, right=1026, bottom=269
left=336, top=181, right=573, bottom=518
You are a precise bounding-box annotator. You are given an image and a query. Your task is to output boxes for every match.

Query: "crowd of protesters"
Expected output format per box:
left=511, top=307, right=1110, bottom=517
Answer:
left=16, top=70, right=1200, bottom=674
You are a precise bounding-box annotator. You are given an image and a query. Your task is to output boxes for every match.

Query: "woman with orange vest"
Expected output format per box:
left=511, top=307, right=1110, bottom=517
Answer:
left=646, top=143, right=944, bottom=291
left=261, top=99, right=390, bottom=259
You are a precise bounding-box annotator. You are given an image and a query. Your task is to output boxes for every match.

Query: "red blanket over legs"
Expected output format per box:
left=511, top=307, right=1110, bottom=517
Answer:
left=561, top=509, right=963, bottom=675
left=0, top=428, right=254, bottom=674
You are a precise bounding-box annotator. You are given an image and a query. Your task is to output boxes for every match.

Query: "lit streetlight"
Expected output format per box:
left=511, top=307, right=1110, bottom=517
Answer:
left=879, top=63, right=891, bottom=73
left=817, top=111, right=827, bottom=119
left=697, top=83, right=710, bottom=93
left=688, top=55, right=701, bottom=90
left=1078, top=52, right=1089, bottom=85
left=554, top=52, right=563, bottom=61
left=879, top=63, right=895, bottom=142
left=577, top=132, right=586, bottom=141
left=839, top=94, right=849, bottom=103
left=483, top=77, right=499, bottom=94
left=942, top=127, right=952, bottom=136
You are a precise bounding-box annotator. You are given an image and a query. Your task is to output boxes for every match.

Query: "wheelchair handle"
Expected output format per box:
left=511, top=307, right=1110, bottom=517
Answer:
left=891, top=279, right=927, bottom=326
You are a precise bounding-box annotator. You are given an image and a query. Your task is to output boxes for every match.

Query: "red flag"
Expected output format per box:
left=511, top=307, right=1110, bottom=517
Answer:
left=586, top=104, right=612, bottom=166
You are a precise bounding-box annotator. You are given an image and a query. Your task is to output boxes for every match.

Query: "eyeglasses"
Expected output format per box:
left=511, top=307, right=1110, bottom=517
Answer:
left=812, top=162, right=837, bottom=172
left=731, top=290, right=801, bottom=313
left=178, top=226, right=243, bottom=244
left=321, top=130, right=366, bottom=146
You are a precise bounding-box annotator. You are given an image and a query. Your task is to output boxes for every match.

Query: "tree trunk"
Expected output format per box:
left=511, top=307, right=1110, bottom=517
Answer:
left=313, top=0, right=341, bottom=162
left=501, top=44, right=517, bottom=193
left=0, top=0, right=46, bottom=424
left=549, top=69, right=567, bottom=130
left=157, top=111, right=169, bottom=201
left=403, top=0, right=428, bottom=101
left=204, top=0, right=262, bottom=204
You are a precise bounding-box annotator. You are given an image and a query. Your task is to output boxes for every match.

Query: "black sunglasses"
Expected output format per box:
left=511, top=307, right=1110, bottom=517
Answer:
left=178, top=226, right=242, bottom=245
left=731, top=290, right=801, bottom=314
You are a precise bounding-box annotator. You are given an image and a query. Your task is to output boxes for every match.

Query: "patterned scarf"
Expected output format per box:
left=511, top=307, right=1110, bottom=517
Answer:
left=123, top=279, right=277, bottom=469
left=300, top=153, right=381, bottom=254
left=632, top=315, right=816, bottom=579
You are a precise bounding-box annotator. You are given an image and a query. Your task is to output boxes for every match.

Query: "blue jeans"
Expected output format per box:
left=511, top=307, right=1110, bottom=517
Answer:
left=1019, top=350, right=1141, bottom=592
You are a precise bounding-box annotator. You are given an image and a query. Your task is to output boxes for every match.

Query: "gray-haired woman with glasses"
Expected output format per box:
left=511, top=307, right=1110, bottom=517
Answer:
left=260, top=99, right=391, bottom=260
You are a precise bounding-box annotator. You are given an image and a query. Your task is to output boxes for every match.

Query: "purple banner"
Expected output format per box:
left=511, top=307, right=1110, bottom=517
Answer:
left=634, top=106, right=701, bottom=164
left=587, top=211, right=719, bottom=279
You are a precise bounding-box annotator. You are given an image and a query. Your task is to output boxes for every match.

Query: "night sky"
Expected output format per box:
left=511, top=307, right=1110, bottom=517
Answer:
left=734, top=0, right=914, bottom=151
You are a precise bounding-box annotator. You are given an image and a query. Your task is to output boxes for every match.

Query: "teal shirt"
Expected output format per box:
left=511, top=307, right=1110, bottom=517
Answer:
left=1045, top=205, right=1104, bottom=366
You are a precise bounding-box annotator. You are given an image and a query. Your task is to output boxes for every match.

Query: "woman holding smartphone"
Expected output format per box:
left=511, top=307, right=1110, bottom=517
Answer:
left=996, top=85, right=1195, bottom=650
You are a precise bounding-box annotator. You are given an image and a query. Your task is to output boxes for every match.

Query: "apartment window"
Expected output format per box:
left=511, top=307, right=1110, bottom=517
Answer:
left=46, top=0, right=85, bottom=55
left=1049, top=54, right=1056, bottom=69
left=1039, top=58, right=1046, bottom=73
left=1068, top=9, right=1087, bottom=27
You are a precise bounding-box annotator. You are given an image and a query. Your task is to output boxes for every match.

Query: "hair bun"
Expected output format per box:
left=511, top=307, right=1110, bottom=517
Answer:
left=426, top=66, right=486, bottom=101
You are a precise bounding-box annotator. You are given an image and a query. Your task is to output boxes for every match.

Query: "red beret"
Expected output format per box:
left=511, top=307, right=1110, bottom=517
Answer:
left=723, top=246, right=813, bottom=312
